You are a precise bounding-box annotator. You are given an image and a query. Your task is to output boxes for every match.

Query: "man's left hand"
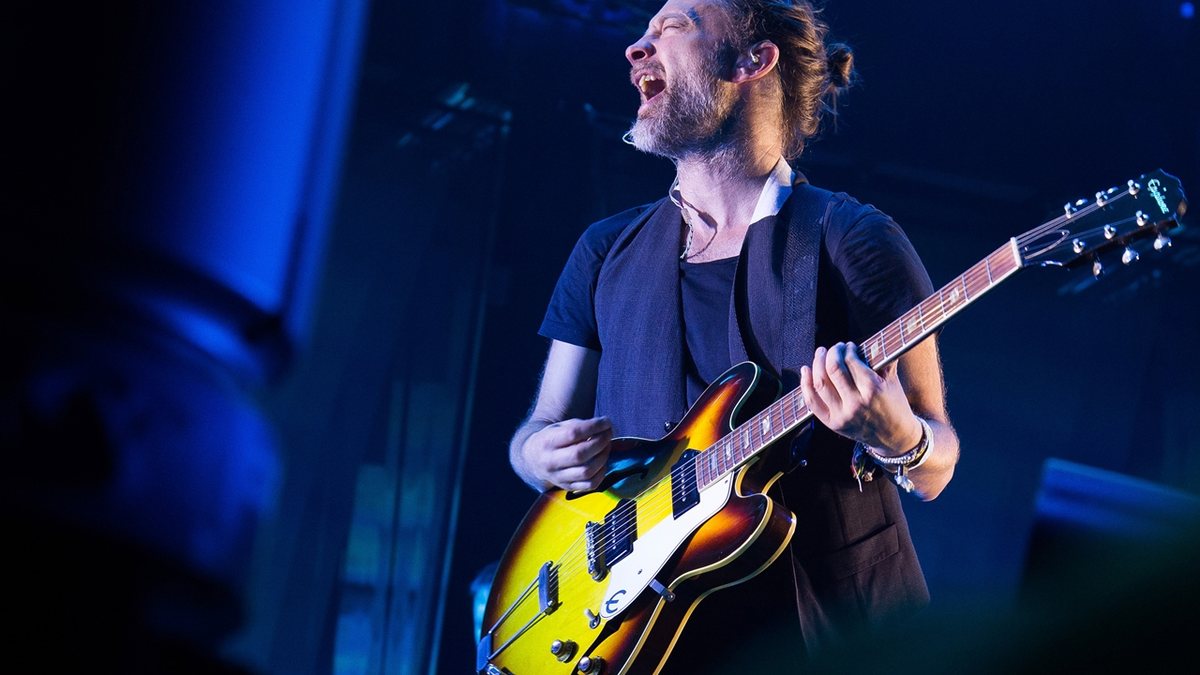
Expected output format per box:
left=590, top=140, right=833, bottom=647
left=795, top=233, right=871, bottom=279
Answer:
left=799, top=341, right=923, bottom=455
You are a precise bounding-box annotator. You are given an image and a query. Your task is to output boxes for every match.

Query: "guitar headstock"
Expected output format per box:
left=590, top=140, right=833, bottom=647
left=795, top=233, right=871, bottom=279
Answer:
left=1017, top=169, right=1188, bottom=277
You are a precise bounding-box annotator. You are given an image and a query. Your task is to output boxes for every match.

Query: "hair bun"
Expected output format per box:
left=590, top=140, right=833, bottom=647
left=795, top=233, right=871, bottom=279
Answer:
left=826, top=43, right=855, bottom=89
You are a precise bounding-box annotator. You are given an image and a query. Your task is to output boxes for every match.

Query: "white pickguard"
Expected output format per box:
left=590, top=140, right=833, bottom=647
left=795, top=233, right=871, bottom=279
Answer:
left=598, top=474, right=734, bottom=619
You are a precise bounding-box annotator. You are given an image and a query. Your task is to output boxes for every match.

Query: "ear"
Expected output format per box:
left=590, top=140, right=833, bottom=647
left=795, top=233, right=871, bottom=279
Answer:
left=732, top=40, right=779, bottom=83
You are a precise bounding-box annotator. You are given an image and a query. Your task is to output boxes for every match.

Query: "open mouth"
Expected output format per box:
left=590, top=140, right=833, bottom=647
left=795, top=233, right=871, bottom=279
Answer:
left=637, top=74, right=666, bottom=102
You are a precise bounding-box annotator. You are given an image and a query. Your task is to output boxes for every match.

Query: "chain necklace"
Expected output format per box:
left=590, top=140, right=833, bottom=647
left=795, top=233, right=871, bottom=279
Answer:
left=670, top=176, right=696, bottom=260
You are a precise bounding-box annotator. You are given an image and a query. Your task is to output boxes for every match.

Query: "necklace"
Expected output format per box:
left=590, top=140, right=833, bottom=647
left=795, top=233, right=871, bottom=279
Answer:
left=670, top=176, right=696, bottom=260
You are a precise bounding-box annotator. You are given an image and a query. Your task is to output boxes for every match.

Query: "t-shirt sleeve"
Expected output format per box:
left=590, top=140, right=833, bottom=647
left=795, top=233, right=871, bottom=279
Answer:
left=538, top=231, right=606, bottom=350
left=824, top=200, right=935, bottom=340
left=538, top=207, right=645, bottom=350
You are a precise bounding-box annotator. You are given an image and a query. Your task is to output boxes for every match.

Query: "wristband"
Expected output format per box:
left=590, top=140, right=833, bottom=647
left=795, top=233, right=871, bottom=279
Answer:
left=862, top=417, right=933, bottom=493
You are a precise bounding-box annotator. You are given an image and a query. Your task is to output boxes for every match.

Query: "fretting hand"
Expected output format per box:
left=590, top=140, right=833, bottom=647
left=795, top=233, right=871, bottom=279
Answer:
left=799, top=342, right=923, bottom=455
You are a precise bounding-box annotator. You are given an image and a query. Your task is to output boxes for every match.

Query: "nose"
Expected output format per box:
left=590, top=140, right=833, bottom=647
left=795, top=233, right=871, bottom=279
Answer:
left=625, top=36, right=655, bottom=65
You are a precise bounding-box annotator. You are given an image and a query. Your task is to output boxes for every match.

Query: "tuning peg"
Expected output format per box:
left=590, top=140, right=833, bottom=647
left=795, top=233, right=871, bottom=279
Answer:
left=1154, top=233, right=1172, bottom=251
left=1095, top=191, right=1108, bottom=206
left=1103, top=225, right=1117, bottom=239
left=1127, top=180, right=1141, bottom=195
left=1122, top=247, right=1139, bottom=264
left=1136, top=210, right=1150, bottom=227
left=1064, top=202, right=1076, bottom=218
left=1072, top=238, right=1086, bottom=254
left=1092, top=259, right=1104, bottom=278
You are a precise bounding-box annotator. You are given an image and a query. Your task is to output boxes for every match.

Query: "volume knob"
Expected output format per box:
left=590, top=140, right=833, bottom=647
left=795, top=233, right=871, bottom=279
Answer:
left=549, top=639, right=576, bottom=662
left=577, top=655, right=604, bottom=673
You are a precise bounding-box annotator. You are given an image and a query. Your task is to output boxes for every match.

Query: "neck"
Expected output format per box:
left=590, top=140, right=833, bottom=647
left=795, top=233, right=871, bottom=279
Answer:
left=674, top=143, right=782, bottom=234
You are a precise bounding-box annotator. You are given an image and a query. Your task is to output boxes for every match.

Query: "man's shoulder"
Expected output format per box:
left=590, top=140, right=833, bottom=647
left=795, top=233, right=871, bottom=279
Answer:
left=796, top=183, right=900, bottom=241
left=798, top=182, right=889, bottom=223
left=577, top=198, right=668, bottom=250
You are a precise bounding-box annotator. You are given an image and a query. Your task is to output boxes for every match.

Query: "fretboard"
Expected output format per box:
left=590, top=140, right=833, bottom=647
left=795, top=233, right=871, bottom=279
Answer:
left=695, top=238, right=1024, bottom=489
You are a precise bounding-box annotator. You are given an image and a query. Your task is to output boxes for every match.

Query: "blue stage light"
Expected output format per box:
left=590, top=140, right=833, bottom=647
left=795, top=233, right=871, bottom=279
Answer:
left=1183, top=2, right=1195, bottom=19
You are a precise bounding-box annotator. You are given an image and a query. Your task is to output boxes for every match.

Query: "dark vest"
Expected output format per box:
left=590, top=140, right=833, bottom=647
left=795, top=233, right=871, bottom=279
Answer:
left=593, top=181, right=827, bottom=437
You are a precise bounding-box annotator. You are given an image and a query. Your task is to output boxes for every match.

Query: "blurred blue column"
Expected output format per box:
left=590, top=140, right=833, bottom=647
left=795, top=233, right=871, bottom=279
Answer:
left=2, top=1, right=366, bottom=671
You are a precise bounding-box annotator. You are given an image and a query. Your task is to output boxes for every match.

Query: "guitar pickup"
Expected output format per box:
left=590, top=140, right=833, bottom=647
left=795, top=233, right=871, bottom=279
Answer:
left=670, top=450, right=701, bottom=517
left=538, top=561, right=559, bottom=614
left=586, top=500, right=637, bottom=581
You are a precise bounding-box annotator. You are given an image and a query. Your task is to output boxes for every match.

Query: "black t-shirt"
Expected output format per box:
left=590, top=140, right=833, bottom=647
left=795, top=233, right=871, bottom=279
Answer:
left=680, top=256, right=738, bottom=403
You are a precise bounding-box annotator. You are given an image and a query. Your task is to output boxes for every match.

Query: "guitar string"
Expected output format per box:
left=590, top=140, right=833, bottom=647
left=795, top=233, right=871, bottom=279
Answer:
left=497, top=188, right=1144, bottom=621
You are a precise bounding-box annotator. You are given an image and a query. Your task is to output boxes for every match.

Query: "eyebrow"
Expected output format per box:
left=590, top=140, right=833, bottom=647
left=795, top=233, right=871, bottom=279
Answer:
left=649, top=10, right=698, bottom=32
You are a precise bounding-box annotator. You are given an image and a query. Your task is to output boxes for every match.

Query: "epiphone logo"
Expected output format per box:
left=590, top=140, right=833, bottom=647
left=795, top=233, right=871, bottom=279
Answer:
left=1148, top=178, right=1171, bottom=215
left=605, top=589, right=626, bottom=614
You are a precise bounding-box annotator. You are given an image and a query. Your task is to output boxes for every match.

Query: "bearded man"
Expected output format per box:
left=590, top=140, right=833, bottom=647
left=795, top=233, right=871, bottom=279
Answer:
left=507, top=0, right=961, bottom=671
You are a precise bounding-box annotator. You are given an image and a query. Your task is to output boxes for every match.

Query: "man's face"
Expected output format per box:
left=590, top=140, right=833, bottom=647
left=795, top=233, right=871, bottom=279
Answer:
left=624, top=1, right=741, bottom=159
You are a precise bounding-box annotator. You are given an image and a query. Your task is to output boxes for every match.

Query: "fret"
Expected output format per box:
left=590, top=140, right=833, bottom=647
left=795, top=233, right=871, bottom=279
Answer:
left=864, top=337, right=879, bottom=366
left=943, top=279, right=964, bottom=313
left=903, top=305, right=923, bottom=341
left=918, top=296, right=937, bottom=329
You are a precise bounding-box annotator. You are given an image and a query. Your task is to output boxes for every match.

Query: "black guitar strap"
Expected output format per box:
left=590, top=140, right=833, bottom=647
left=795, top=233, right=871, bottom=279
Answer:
left=729, top=179, right=834, bottom=394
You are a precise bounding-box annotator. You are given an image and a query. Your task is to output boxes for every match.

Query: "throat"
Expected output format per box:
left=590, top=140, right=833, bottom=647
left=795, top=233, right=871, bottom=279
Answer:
left=681, top=219, right=748, bottom=263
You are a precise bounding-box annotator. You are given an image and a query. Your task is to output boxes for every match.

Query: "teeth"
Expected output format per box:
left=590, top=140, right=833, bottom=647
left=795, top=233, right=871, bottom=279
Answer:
left=638, top=75, right=659, bottom=94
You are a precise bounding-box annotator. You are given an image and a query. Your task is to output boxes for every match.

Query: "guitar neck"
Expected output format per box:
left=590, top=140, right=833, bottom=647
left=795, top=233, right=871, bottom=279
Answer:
left=696, top=238, right=1024, bottom=489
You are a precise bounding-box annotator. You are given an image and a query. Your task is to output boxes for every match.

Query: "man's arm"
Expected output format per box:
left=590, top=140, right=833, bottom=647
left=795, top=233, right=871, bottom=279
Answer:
left=800, top=336, right=959, bottom=501
left=510, top=340, right=613, bottom=492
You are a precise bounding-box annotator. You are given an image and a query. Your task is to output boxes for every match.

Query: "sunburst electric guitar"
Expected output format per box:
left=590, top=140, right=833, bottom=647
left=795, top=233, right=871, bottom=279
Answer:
left=478, top=170, right=1188, bottom=675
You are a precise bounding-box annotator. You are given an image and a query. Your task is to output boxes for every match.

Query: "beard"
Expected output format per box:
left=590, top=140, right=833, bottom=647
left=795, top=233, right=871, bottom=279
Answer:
left=626, top=50, right=740, bottom=160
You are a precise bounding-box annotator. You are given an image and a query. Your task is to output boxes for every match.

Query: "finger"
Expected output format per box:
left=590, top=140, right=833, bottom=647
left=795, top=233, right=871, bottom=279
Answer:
left=566, top=477, right=603, bottom=492
left=556, top=428, right=612, bottom=468
left=545, top=416, right=612, bottom=446
left=823, top=343, right=857, bottom=402
left=844, top=342, right=882, bottom=399
left=799, top=365, right=829, bottom=418
left=813, top=346, right=844, bottom=409
left=556, top=449, right=609, bottom=484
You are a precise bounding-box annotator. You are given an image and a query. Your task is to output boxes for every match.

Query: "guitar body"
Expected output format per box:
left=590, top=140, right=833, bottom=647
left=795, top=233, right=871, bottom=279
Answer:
left=479, top=362, right=799, bottom=675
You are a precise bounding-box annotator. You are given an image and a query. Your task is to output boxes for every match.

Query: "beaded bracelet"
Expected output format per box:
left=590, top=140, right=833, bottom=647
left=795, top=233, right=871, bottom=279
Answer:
left=861, top=417, right=934, bottom=492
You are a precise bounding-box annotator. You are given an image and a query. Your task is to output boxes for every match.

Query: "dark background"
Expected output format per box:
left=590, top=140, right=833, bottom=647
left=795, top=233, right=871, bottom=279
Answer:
left=6, top=1, right=1198, bottom=673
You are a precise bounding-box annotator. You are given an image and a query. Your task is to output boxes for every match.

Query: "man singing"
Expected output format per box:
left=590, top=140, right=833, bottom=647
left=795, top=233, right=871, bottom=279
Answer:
left=508, top=1, right=960, bottom=670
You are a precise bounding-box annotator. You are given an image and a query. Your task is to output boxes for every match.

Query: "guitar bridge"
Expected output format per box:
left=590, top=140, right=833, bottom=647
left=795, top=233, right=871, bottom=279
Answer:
left=537, top=561, right=559, bottom=613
